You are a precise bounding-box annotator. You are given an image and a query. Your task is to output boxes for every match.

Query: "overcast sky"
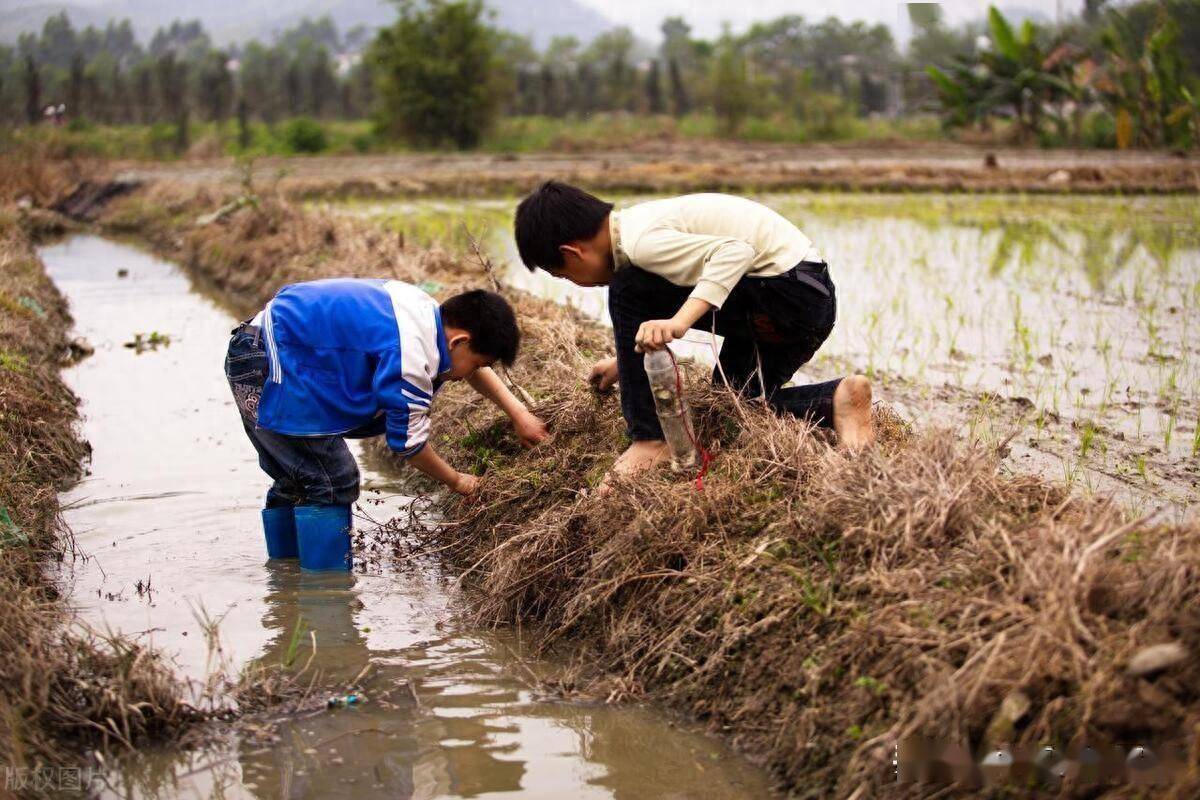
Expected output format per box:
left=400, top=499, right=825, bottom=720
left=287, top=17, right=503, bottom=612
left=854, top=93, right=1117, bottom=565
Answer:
left=577, top=0, right=1086, bottom=42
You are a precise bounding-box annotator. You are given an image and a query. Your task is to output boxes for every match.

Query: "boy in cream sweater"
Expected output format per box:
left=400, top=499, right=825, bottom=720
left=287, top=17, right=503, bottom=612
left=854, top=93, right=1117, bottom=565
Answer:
left=514, top=181, right=874, bottom=481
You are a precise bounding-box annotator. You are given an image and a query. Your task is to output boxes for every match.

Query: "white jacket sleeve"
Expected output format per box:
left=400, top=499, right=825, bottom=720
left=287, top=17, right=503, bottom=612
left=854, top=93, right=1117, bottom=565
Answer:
left=627, top=225, right=757, bottom=308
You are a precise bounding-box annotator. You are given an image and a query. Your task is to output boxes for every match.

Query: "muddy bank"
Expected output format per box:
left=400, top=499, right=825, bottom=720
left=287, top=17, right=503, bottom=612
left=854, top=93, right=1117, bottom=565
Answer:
left=109, top=143, right=1200, bottom=199
left=0, top=209, right=204, bottom=779
left=98, top=184, right=1200, bottom=797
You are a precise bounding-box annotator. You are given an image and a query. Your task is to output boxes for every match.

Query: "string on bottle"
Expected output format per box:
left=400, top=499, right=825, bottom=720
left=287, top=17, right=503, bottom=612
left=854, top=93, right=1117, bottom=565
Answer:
left=665, top=347, right=714, bottom=490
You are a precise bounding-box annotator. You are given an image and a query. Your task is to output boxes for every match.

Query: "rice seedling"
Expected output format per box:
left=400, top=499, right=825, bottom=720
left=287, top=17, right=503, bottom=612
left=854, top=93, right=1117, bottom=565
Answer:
left=1079, top=421, right=1098, bottom=459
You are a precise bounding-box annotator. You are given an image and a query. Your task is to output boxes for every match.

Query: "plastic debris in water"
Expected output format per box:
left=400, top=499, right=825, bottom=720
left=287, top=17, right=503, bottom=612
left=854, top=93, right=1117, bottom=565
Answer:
left=326, top=693, right=362, bottom=709
left=0, top=506, right=28, bottom=548
left=644, top=349, right=698, bottom=470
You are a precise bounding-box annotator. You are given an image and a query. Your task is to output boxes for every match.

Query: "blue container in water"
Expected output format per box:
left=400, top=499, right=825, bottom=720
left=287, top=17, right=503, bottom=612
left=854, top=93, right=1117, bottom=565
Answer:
left=261, top=506, right=299, bottom=559
left=295, top=505, right=353, bottom=571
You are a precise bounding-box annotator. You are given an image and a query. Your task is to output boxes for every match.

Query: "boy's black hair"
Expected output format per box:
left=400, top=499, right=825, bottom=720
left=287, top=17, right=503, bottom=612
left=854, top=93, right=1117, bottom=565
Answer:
left=440, top=289, right=520, bottom=366
left=514, top=180, right=614, bottom=272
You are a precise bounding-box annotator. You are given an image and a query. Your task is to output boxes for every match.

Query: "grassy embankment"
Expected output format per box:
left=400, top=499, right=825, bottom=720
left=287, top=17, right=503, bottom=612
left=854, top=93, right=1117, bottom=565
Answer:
left=2, top=113, right=946, bottom=160
left=102, top=180, right=1200, bottom=797
left=0, top=162, right=208, bottom=778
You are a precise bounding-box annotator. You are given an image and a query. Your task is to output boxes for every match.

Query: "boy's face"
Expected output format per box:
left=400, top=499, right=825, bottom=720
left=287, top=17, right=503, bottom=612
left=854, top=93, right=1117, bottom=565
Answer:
left=554, top=241, right=614, bottom=287
left=443, top=333, right=494, bottom=380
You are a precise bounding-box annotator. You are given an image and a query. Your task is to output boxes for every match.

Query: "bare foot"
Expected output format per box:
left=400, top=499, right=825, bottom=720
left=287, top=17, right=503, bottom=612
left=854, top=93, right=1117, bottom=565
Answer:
left=597, top=440, right=671, bottom=493
left=833, top=375, right=875, bottom=451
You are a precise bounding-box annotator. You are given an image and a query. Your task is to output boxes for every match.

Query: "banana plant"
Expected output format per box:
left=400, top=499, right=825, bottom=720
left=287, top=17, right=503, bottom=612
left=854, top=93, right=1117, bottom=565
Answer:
left=927, top=6, right=1080, bottom=142
left=1096, top=10, right=1195, bottom=148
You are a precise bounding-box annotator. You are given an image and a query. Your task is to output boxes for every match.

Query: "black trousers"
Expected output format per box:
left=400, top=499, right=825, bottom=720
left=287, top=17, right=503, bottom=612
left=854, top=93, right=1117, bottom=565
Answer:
left=226, top=325, right=384, bottom=508
left=608, top=263, right=843, bottom=441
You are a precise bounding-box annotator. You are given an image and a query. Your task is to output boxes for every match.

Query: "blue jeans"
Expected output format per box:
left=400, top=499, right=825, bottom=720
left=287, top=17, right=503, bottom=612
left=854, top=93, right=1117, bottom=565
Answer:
left=225, top=325, right=379, bottom=508
left=608, top=263, right=843, bottom=441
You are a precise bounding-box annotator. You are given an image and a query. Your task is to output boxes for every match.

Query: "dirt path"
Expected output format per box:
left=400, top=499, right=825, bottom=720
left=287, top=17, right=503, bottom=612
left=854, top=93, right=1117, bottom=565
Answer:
left=109, top=142, right=1200, bottom=197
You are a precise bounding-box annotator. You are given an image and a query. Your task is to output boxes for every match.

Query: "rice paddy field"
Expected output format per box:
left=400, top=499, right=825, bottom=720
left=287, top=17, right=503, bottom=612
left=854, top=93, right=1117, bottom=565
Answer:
left=325, top=192, right=1200, bottom=518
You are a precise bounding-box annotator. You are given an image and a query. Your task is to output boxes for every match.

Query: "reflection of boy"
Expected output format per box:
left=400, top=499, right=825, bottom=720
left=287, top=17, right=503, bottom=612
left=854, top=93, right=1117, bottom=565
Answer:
left=226, top=280, right=546, bottom=568
left=514, top=182, right=874, bottom=484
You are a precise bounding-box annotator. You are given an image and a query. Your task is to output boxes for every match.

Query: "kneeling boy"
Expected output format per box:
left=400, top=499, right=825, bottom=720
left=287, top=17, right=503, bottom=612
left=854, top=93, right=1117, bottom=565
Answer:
left=225, top=279, right=547, bottom=569
left=514, top=182, right=873, bottom=482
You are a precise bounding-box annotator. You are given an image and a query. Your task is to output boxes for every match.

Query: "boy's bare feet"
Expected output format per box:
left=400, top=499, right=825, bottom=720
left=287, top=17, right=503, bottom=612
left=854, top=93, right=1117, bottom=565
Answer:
left=595, top=440, right=671, bottom=494
left=833, top=375, right=875, bottom=451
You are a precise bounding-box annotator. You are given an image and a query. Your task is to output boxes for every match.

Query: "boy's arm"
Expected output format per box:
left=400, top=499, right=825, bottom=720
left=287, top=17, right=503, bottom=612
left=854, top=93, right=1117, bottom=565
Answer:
left=627, top=226, right=754, bottom=351
left=408, top=444, right=478, bottom=496
left=466, top=367, right=548, bottom=447
left=635, top=297, right=713, bottom=351
left=373, top=348, right=475, bottom=494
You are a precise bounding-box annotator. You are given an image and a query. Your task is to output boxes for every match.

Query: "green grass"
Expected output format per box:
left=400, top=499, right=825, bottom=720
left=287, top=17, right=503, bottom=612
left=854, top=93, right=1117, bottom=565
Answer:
left=1, top=112, right=947, bottom=161
left=485, top=112, right=943, bottom=151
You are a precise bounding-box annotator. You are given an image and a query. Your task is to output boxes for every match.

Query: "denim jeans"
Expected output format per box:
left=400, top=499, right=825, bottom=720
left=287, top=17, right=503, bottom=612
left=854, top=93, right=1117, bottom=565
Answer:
left=225, top=325, right=378, bottom=508
left=608, top=263, right=843, bottom=441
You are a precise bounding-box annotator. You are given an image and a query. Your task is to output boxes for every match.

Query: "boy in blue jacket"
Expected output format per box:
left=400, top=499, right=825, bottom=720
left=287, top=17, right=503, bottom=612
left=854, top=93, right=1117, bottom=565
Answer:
left=225, top=279, right=547, bottom=570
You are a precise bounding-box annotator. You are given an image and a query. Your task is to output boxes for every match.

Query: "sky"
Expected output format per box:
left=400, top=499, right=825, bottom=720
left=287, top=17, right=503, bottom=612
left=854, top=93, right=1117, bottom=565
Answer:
left=577, top=0, right=1087, bottom=42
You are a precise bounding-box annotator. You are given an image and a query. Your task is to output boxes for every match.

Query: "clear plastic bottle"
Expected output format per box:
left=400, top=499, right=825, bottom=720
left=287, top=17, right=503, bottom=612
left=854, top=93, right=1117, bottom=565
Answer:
left=644, top=349, right=698, bottom=470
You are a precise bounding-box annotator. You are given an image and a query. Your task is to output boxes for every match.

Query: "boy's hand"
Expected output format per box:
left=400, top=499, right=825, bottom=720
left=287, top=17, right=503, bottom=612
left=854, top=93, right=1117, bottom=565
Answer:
left=452, top=472, right=480, bottom=496
left=635, top=319, right=687, bottom=352
left=512, top=409, right=549, bottom=448
left=589, top=357, right=619, bottom=391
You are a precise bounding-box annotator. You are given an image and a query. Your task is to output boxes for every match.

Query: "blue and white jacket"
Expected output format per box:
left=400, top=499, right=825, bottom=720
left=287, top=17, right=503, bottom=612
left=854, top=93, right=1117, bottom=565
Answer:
left=253, top=278, right=450, bottom=457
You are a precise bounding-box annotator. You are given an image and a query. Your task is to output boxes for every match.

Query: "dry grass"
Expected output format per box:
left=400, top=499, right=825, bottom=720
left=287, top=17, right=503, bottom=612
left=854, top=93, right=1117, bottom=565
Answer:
left=0, top=140, right=98, bottom=208
left=103, top=183, right=1200, bottom=797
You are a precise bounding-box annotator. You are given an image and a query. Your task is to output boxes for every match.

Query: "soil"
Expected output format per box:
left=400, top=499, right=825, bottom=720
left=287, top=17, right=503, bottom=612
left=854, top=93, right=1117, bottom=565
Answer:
left=107, top=142, right=1200, bottom=198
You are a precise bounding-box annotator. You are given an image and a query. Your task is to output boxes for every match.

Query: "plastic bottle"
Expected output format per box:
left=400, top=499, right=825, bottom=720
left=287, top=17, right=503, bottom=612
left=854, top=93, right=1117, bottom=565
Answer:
left=326, top=693, right=362, bottom=709
left=643, top=349, right=698, bottom=470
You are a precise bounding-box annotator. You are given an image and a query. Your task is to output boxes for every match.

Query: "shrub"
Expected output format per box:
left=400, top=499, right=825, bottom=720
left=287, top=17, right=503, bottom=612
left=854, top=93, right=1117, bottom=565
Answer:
left=282, top=117, right=328, bottom=154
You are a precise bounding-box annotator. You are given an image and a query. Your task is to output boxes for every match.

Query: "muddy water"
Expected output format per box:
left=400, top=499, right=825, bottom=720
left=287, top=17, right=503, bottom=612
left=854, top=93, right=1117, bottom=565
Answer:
left=44, top=235, right=775, bottom=799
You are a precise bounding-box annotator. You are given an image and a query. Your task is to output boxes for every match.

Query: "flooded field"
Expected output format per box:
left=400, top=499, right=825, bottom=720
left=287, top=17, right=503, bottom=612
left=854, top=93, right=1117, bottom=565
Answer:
left=328, top=193, right=1200, bottom=516
left=44, top=236, right=775, bottom=798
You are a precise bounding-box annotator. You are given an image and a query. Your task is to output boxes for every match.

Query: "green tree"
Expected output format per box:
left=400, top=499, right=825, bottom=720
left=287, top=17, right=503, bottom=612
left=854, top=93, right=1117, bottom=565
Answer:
left=22, top=53, right=41, bottom=125
left=661, top=17, right=695, bottom=116
left=584, top=27, right=636, bottom=111
left=645, top=58, right=664, bottom=114
left=239, top=41, right=285, bottom=123
left=542, top=36, right=580, bottom=115
left=197, top=50, right=233, bottom=122
left=66, top=51, right=84, bottom=119
left=307, top=48, right=337, bottom=118
left=710, top=30, right=751, bottom=136
left=667, top=57, right=689, bottom=115
left=370, top=0, right=508, bottom=149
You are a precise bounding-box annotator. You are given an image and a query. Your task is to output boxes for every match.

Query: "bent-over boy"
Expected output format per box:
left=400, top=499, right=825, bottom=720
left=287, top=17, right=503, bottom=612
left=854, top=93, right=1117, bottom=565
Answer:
left=514, top=182, right=873, bottom=482
left=226, top=279, right=547, bottom=569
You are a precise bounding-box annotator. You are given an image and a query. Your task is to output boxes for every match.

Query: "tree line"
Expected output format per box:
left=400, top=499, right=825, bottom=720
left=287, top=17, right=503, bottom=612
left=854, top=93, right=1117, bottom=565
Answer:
left=0, top=0, right=1195, bottom=151
left=0, top=14, right=375, bottom=132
